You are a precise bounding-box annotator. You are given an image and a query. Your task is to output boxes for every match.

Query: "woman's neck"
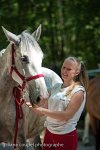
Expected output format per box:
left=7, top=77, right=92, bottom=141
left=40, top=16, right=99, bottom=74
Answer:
left=62, top=80, right=75, bottom=88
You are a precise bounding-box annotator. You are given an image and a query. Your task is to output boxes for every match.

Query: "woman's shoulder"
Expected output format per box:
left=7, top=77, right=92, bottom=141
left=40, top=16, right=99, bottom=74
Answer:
left=72, top=84, right=85, bottom=94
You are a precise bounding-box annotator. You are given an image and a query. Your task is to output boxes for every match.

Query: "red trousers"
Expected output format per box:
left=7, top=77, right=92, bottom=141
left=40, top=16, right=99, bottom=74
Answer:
left=42, top=128, right=78, bottom=150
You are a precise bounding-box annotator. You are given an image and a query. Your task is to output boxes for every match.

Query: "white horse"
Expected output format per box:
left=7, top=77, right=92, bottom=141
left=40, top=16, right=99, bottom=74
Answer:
left=0, top=26, right=63, bottom=150
left=0, top=25, right=49, bottom=150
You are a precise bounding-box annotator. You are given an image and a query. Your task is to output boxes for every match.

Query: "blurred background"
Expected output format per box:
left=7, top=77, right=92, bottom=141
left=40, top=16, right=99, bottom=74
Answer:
left=0, top=0, right=100, bottom=149
left=0, top=0, right=100, bottom=71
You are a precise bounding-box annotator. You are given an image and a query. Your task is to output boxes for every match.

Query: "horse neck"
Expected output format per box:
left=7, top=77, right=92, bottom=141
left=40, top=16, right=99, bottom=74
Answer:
left=0, top=68, right=16, bottom=91
left=0, top=53, right=16, bottom=95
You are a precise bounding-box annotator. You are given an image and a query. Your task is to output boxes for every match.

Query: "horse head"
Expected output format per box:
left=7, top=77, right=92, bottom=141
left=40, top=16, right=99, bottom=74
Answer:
left=2, top=25, right=48, bottom=105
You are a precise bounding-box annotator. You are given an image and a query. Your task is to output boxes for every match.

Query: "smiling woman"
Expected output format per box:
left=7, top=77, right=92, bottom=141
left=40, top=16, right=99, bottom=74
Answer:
left=28, top=56, right=89, bottom=150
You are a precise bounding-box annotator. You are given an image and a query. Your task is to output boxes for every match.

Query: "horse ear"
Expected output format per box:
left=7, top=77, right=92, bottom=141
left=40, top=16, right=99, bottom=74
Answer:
left=32, top=24, right=42, bottom=41
left=2, top=26, right=20, bottom=44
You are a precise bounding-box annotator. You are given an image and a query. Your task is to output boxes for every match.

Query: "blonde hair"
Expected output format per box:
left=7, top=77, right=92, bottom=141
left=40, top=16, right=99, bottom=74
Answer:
left=65, top=56, right=89, bottom=97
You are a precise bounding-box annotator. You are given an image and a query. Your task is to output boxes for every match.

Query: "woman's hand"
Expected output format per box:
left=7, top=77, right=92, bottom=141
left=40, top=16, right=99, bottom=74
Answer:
left=32, top=106, right=44, bottom=115
left=25, top=101, right=45, bottom=115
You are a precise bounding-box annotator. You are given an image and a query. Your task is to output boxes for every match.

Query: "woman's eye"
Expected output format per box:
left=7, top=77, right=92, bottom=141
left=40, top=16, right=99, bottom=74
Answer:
left=67, top=68, right=71, bottom=71
left=62, top=67, right=66, bottom=69
left=21, top=55, right=29, bottom=63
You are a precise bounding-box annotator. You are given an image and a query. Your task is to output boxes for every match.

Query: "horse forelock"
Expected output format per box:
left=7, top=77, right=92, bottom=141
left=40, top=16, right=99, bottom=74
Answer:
left=20, top=31, right=44, bottom=59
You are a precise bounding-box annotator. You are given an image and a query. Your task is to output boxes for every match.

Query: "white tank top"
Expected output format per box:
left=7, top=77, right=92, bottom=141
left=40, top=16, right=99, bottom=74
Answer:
left=44, top=83, right=86, bottom=134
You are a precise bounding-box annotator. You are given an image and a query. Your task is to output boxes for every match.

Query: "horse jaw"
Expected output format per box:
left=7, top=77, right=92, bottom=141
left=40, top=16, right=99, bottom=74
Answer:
left=2, top=26, right=20, bottom=45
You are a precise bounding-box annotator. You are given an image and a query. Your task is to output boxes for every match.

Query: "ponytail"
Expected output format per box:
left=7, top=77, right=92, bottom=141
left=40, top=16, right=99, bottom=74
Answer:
left=75, top=62, right=89, bottom=90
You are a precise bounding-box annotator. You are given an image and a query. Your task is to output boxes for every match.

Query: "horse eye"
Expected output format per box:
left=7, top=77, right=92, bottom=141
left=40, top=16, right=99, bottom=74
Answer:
left=21, top=55, right=29, bottom=63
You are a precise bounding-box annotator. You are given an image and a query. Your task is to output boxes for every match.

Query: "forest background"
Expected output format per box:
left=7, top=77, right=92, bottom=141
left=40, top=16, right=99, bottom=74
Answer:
left=0, top=0, right=100, bottom=73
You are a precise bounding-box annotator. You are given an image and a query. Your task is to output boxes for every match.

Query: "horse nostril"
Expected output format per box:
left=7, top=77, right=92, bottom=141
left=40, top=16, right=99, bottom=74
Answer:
left=36, top=96, right=41, bottom=103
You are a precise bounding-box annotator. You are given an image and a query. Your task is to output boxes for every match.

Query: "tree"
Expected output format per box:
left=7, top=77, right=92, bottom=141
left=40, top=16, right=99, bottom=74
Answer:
left=0, top=0, right=100, bottom=69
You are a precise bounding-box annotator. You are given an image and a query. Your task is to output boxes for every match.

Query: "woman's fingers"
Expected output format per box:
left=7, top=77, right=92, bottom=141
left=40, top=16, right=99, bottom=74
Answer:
left=25, top=101, right=38, bottom=108
left=25, top=102, right=32, bottom=108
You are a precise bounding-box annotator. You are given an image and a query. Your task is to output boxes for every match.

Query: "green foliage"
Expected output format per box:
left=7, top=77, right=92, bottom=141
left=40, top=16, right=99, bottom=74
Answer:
left=0, top=0, right=100, bottom=69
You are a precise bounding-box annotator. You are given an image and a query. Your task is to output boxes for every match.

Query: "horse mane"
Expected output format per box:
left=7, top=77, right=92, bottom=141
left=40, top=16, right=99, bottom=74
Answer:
left=0, top=49, right=6, bottom=57
left=0, top=49, right=7, bottom=68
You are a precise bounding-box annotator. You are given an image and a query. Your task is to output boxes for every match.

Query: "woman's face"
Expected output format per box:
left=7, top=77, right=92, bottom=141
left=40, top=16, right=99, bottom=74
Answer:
left=61, top=59, right=79, bottom=82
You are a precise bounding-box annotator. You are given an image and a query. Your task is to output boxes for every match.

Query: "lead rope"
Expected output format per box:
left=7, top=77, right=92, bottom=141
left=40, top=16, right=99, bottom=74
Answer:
left=13, top=86, right=25, bottom=149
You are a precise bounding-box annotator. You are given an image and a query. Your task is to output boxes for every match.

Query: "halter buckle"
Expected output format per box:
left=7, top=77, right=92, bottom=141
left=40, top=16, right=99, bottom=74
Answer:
left=11, top=64, right=15, bottom=68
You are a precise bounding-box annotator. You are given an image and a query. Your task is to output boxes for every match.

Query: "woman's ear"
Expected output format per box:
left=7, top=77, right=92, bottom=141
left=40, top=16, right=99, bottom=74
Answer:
left=75, top=70, right=80, bottom=76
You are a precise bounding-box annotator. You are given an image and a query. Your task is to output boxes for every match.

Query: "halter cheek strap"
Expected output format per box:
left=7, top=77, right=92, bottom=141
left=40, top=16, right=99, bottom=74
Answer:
left=10, top=43, right=44, bottom=149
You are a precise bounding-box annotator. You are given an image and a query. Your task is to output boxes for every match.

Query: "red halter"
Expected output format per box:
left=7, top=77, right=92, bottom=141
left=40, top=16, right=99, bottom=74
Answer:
left=10, top=43, right=44, bottom=148
left=10, top=43, right=44, bottom=91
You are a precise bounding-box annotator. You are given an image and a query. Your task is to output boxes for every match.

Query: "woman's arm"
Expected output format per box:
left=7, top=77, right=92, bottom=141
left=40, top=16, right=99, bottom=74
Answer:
left=32, top=90, right=84, bottom=121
